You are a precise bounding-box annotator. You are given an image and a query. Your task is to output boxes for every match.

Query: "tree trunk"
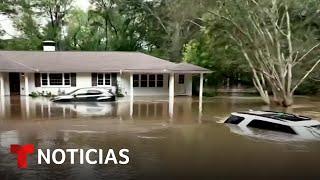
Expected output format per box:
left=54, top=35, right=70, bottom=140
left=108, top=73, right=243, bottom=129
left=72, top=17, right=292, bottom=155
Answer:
left=105, top=18, right=108, bottom=50
left=253, top=77, right=270, bottom=105
left=170, top=22, right=182, bottom=61
left=282, top=94, right=293, bottom=107
left=271, top=87, right=281, bottom=105
left=226, top=78, right=230, bottom=89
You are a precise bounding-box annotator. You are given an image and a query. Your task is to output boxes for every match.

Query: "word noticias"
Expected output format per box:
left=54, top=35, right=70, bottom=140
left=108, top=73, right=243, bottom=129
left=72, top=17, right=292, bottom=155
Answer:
left=10, top=144, right=130, bottom=169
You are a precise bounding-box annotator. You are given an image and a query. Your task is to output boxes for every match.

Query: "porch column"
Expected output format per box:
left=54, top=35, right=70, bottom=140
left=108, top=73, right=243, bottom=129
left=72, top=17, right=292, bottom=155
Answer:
left=199, top=73, right=204, bottom=113
left=25, top=96, right=30, bottom=119
left=0, top=73, right=4, bottom=97
left=129, top=73, right=133, bottom=117
left=24, top=73, right=29, bottom=96
left=130, top=73, right=133, bottom=101
left=0, top=73, right=4, bottom=118
left=0, top=95, right=4, bottom=118
left=169, top=73, right=174, bottom=118
left=169, top=73, right=175, bottom=100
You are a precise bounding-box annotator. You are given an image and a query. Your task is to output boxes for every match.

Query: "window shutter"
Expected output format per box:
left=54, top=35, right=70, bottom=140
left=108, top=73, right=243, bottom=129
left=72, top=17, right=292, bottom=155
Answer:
left=111, top=73, right=117, bottom=86
left=35, top=73, right=41, bottom=87
left=92, top=73, right=97, bottom=86
left=111, top=73, right=118, bottom=93
left=71, top=73, right=76, bottom=87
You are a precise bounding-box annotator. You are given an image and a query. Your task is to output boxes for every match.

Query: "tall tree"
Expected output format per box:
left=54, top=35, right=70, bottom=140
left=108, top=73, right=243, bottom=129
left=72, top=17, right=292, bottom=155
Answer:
left=1, top=0, right=74, bottom=50
left=210, top=0, right=320, bottom=106
left=183, top=14, right=251, bottom=88
left=145, top=0, right=213, bottom=61
left=117, top=0, right=213, bottom=60
left=3, top=0, right=43, bottom=49
left=89, top=0, right=118, bottom=50
left=36, top=0, right=74, bottom=49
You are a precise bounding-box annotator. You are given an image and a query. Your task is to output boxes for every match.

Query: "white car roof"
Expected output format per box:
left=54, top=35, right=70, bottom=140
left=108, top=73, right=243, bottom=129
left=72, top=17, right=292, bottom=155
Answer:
left=73, top=87, right=111, bottom=92
left=232, top=111, right=320, bottom=127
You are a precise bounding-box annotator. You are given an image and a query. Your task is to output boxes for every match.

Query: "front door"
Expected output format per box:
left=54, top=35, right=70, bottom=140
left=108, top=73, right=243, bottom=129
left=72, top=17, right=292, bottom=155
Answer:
left=175, top=74, right=186, bottom=95
left=9, top=73, right=20, bottom=95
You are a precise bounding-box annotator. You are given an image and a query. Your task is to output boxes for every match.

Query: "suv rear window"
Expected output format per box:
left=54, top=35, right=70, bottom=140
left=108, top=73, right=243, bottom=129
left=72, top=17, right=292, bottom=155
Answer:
left=247, top=119, right=296, bottom=134
left=225, top=115, right=245, bottom=125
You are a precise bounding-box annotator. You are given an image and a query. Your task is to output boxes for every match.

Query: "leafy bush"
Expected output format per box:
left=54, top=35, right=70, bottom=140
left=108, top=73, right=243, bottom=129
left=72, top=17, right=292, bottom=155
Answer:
left=29, top=92, right=39, bottom=98
left=28, top=91, right=55, bottom=98
left=116, top=93, right=125, bottom=97
left=43, top=92, right=54, bottom=97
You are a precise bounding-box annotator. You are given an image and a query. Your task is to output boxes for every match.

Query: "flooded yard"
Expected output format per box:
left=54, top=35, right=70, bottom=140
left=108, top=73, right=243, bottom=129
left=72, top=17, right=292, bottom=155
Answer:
left=0, top=96, right=320, bottom=179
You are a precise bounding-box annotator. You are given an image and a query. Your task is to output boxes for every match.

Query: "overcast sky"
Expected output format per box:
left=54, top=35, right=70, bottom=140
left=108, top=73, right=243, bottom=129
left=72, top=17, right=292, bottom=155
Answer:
left=0, top=0, right=90, bottom=39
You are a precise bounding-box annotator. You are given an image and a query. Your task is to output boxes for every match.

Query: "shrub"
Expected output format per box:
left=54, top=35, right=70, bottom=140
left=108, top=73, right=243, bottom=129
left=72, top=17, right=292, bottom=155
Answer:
left=29, top=91, right=39, bottom=98
left=116, top=93, right=125, bottom=97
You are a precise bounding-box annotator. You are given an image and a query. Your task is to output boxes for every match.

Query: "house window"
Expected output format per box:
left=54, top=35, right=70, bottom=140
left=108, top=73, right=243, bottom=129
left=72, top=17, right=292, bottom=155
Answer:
left=49, top=73, right=63, bottom=85
left=140, top=74, right=148, bottom=87
left=157, top=75, right=163, bottom=87
left=41, top=73, right=71, bottom=86
left=149, top=74, right=156, bottom=87
left=64, top=74, right=70, bottom=85
left=105, top=74, right=111, bottom=85
left=41, top=74, right=48, bottom=85
left=178, top=74, right=184, bottom=84
left=97, top=73, right=104, bottom=85
left=97, top=73, right=111, bottom=86
left=133, top=74, right=164, bottom=88
left=133, top=74, right=139, bottom=87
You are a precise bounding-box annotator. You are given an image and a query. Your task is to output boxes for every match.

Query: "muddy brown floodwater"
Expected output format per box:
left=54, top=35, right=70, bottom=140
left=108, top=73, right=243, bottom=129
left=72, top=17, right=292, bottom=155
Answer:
left=0, top=96, right=320, bottom=179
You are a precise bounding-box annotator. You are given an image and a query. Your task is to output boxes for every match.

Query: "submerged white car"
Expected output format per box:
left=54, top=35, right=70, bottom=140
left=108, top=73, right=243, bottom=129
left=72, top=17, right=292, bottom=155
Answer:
left=224, top=110, right=320, bottom=138
left=51, top=88, right=116, bottom=102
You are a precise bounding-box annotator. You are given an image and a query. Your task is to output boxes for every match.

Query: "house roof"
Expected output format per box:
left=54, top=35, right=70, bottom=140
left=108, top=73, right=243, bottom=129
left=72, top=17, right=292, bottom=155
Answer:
left=168, top=62, right=209, bottom=72
left=0, top=51, right=211, bottom=73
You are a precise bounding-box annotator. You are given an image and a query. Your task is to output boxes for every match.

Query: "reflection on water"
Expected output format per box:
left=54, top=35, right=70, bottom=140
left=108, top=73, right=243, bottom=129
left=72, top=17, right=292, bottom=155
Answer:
left=0, top=96, right=320, bottom=179
left=0, top=96, right=198, bottom=122
left=226, top=124, right=320, bottom=142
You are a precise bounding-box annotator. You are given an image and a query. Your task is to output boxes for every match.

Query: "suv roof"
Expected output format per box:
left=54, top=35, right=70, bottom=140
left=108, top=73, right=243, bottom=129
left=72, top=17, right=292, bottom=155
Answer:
left=237, top=111, right=311, bottom=122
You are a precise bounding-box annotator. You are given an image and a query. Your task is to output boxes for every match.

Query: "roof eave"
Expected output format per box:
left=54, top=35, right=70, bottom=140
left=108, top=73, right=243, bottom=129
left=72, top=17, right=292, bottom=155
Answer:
left=169, top=70, right=212, bottom=74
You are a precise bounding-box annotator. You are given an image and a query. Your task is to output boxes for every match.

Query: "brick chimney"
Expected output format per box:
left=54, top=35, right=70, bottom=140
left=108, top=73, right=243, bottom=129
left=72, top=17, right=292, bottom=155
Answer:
left=43, top=40, right=56, bottom=52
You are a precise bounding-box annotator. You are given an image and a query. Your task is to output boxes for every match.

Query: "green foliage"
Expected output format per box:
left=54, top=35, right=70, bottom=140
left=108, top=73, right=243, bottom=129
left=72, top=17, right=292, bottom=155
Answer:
left=29, top=92, right=39, bottom=98
left=116, top=93, right=125, bottom=97
left=296, top=71, right=320, bottom=95
left=29, top=91, right=55, bottom=98
left=1, top=0, right=319, bottom=96
left=203, top=90, right=217, bottom=97
left=183, top=17, right=251, bottom=87
left=295, top=79, right=320, bottom=95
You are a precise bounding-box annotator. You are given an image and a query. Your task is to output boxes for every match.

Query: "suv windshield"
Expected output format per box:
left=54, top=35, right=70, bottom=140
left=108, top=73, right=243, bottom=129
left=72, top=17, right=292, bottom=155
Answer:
left=66, top=89, right=79, bottom=95
left=225, top=115, right=244, bottom=124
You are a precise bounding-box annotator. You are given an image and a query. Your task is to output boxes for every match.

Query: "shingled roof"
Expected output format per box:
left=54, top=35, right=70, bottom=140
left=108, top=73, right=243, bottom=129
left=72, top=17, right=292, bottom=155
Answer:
left=0, top=51, right=211, bottom=73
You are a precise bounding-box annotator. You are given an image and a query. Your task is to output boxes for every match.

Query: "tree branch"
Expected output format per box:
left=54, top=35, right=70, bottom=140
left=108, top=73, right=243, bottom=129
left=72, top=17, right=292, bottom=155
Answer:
left=293, top=42, right=320, bottom=65
left=208, top=10, right=253, bottom=42
left=291, top=59, right=320, bottom=93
